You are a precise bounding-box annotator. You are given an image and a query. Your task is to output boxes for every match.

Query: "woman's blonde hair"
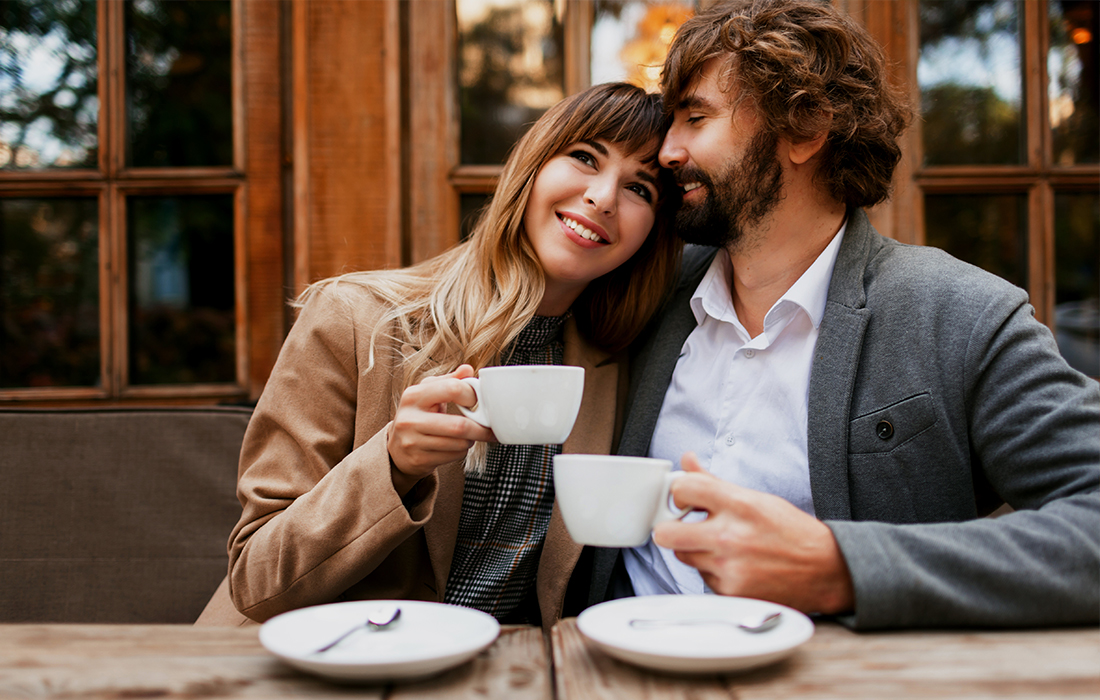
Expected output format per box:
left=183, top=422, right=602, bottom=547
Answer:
left=298, top=82, right=681, bottom=403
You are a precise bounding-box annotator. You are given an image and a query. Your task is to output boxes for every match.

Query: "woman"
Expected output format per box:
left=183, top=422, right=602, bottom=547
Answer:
left=197, top=83, right=681, bottom=629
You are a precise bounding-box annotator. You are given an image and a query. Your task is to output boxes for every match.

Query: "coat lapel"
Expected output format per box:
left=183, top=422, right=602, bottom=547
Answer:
left=539, top=318, right=619, bottom=626
left=618, top=247, right=718, bottom=457
left=589, top=247, right=717, bottom=604
left=807, top=209, right=877, bottom=521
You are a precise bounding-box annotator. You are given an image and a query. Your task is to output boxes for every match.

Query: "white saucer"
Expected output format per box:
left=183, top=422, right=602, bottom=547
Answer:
left=259, top=600, right=500, bottom=682
left=576, top=595, right=814, bottom=674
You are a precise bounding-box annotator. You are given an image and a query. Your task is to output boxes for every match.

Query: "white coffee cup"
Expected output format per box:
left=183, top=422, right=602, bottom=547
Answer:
left=553, top=454, right=689, bottom=547
left=458, top=365, right=584, bottom=445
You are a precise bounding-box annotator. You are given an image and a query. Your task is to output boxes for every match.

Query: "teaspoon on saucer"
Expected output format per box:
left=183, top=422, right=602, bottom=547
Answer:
left=312, top=604, right=402, bottom=654
left=629, top=610, right=782, bottom=633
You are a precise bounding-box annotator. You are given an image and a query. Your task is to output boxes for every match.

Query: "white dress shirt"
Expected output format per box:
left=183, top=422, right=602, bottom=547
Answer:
left=624, top=224, right=847, bottom=596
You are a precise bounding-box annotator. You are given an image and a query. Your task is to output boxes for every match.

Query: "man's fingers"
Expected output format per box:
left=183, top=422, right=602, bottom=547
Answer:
left=653, top=517, right=717, bottom=552
left=679, top=451, right=708, bottom=473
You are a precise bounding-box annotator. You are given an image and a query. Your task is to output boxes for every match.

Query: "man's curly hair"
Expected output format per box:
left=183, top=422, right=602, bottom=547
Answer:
left=661, top=0, right=911, bottom=209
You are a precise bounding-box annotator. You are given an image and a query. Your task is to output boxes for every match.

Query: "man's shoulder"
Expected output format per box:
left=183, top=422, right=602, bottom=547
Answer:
left=861, top=235, right=1028, bottom=310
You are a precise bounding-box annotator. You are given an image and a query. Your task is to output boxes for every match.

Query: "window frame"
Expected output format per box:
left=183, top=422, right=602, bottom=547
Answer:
left=888, top=0, right=1099, bottom=329
left=0, top=0, right=285, bottom=404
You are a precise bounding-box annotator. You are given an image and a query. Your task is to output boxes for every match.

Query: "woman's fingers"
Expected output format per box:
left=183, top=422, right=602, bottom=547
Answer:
left=388, top=366, right=495, bottom=477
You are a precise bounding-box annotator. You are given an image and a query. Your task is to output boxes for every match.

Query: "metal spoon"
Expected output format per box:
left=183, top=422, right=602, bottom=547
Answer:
left=312, top=604, right=402, bottom=654
left=628, top=610, right=782, bottom=633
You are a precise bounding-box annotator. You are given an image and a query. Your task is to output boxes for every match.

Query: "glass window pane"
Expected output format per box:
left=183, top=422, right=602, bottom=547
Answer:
left=1054, top=192, right=1099, bottom=376
left=457, top=0, right=563, bottom=165
left=591, top=1, right=694, bottom=91
left=0, top=197, right=99, bottom=388
left=0, top=0, right=98, bottom=170
left=125, top=0, right=232, bottom=168
left=918, top=0, right=1025, bottom=166
left=924, top=193, right=1027, bottom=289
left=128, top=194, right=235, bottom=385
left=1049, top=0, right=1099, bottom=166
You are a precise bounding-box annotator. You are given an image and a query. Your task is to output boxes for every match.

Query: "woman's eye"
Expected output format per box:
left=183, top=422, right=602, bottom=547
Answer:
left=628, top=183, right=654, bottom=202
left=569, top=150, right=596, bottom=167
left=686, top=115, right=704, bottom=124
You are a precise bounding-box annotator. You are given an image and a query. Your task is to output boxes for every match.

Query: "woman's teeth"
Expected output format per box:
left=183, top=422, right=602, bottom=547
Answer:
left=560, top=215, right=604, bottom=243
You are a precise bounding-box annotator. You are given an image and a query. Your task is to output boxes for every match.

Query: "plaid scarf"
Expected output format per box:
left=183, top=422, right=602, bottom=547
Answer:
left=443, top=314, right=567, bottom=621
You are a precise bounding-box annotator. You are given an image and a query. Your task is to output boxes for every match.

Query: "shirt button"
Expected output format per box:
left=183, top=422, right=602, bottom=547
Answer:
left=744, top=349, right=755, bottom=358
left=726, top=435, right=736, bottom=446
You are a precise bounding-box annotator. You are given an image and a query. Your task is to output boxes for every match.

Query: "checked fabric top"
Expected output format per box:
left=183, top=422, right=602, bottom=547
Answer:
left=443, top=314, right=567, bottom=621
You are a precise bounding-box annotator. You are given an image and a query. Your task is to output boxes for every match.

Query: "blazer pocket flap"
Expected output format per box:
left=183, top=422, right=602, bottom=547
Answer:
left=849, top=392, right=936, bottom=454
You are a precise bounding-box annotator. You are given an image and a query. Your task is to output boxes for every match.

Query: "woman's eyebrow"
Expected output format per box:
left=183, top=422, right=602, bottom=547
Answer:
left=581, top=139, right=609, bottom=156
left=635, top=170, right=658, bottom=186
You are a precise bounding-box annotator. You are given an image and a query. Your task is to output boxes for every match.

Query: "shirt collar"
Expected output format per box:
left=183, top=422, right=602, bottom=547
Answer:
left=689, top=220, right=848, bottom=331
left=779, top=220, right=846, bottom=330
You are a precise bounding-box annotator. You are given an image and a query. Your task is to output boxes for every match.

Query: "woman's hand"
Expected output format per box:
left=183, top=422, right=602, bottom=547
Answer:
left=387, top=364, right=495, bottom=494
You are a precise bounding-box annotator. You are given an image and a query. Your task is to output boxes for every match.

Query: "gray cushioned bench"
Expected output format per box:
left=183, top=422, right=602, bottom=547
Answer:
left=0, top=406, right=250, bottom=623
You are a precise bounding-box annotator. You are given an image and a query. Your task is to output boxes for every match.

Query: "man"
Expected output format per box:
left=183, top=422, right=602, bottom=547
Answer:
left=587, top=0, right=1099, bottom=628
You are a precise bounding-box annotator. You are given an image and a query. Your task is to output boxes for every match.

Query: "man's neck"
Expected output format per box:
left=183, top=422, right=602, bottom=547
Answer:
left=726, top=198, right=846, bottom=338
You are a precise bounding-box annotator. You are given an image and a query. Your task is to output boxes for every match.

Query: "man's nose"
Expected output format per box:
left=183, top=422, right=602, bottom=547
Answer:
left=659, top=129, right=687, bottom=169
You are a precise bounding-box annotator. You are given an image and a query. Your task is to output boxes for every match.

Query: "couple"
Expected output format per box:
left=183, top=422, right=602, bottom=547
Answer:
left=200, top=0, right=1099, bottom=630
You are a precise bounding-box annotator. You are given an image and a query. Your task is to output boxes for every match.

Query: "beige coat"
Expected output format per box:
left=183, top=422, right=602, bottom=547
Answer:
left=197, top=282, right=626, bottom=628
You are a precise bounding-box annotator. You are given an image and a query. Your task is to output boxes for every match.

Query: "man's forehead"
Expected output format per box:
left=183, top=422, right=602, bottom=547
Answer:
left=674, top=60, right=736, bottom=112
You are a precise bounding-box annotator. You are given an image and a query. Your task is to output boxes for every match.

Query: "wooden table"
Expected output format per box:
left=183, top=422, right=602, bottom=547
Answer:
left=1, top=620, right=1096, bottom=699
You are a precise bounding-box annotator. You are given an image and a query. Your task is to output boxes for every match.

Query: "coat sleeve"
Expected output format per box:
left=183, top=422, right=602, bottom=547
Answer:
left=829, top=287, right=1100, bottom=629
left=227, top=285, right=440, bottom=622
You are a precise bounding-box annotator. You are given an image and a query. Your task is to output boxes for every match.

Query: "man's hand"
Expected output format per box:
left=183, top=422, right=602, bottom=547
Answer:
left=387, top=364, right=495, bottom=495
left=653, top=452, right=855, bottom=615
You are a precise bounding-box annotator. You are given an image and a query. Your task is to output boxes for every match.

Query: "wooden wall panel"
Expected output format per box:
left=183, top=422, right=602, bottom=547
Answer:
left=294, top=0, right=403, bottom=290
left=242, top=0, right=286, bottom=400
left=409, top=1, right=459, bottom=264
left=836, top=0, right=918, bottom=244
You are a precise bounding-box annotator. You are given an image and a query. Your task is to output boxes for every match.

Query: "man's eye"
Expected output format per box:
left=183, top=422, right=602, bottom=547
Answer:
left=686, top=115, right=704, bottom=124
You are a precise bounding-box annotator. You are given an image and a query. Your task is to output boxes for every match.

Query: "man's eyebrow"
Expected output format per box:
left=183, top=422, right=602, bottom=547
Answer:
left=582, top=139, right=609, bottom=155
left=677, top=93, right=717, bottom=112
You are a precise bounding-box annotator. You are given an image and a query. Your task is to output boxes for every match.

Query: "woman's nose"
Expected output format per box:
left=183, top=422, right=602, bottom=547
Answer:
left=585, top=177, right=616, bottom=214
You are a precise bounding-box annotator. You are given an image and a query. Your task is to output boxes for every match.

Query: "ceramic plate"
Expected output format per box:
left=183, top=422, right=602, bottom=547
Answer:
left=576, top=595, right=814, bottom=674
left=259, top=600, right=500, bottom=682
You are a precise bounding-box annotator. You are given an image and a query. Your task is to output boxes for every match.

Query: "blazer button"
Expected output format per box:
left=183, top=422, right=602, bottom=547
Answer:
left=876, top=420, right=894, bottom=440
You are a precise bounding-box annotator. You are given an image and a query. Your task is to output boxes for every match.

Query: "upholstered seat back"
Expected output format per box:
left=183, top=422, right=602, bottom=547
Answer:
left=0, top=406, right=250, bottom=623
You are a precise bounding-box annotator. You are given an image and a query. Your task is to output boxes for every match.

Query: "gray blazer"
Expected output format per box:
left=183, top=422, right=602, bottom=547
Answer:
left=590, top=209, right=1099, bottom=629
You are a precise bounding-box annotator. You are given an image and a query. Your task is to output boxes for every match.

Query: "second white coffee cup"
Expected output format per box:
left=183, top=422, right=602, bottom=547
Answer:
left=553, top=454, right=689, bottom=547
left=458, top=365, right=584, bottom=445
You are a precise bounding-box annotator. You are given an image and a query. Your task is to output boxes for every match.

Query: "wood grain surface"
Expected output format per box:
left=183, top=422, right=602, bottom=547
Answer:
left=552, top=617, right=1100, bottom=700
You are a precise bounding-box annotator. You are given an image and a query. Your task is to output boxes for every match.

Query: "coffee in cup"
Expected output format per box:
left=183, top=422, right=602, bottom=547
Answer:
left=553, top=454, right=688, bottom=547
left=458, top=365, right=584, bottom=445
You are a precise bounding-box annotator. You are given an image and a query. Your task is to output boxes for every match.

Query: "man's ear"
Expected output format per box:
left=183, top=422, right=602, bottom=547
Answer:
left=787, top=131, right=828, bottom=165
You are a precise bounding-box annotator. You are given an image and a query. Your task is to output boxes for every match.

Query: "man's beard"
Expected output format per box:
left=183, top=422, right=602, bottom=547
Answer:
left=673, top=130, right=783, bottom=251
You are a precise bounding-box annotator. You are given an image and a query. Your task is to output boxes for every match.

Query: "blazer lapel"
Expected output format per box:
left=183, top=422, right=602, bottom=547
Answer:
left=539, top=319, right=619, bottom=624
left=590, top=247, right=717, bottom=605
left=808, top=210, right=877, bottom=521
left=618, top=246, right=718, bottom=457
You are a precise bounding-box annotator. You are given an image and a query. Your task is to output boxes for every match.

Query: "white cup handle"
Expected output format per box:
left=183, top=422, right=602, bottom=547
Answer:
left=456, top=377, right=492, bottom=428
left=653, top=471, right=691, bottom=524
